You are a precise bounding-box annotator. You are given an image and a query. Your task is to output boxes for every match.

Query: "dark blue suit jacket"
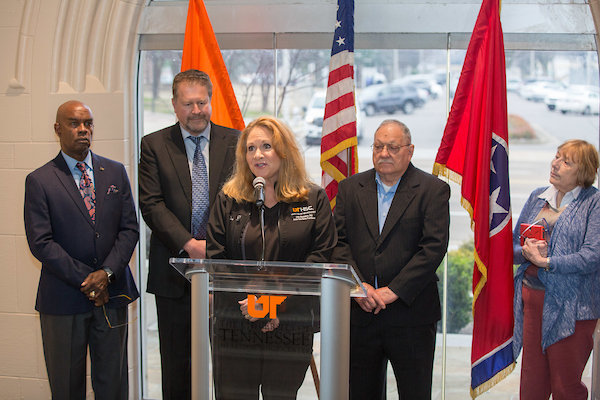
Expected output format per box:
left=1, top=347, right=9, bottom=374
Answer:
left=24, top=152, right=139, bottom=315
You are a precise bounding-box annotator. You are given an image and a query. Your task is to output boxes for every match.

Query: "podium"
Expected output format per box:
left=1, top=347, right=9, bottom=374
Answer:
left=170, top=258, right=366, bottom=400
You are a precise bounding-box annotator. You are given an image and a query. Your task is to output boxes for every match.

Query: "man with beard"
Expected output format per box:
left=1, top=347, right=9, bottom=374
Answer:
left=139, top=69, right=240, bottom=400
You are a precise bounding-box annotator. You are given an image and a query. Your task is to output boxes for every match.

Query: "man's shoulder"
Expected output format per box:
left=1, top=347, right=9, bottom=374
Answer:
left=27, top=157, right=59, bottom=180
left=339, top=169, right=375, bottom=188
left=92, top=153, right=125, bottom=173
left=92, top=153, right=124, bottom=168
left=143, top=123, right=179, bottom=143
left=408, top=164, right=449, bottom=190
left=211, top=122, right=241, bottom=140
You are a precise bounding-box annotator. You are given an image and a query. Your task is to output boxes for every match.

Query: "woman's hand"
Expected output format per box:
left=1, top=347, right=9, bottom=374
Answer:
left=521, top=238, right=550, bottom=269
left=239, top=297, right=280, bottom=331
left=238, top=297, right=259, bottom=322
left=261, top=318, right=280, bottom=333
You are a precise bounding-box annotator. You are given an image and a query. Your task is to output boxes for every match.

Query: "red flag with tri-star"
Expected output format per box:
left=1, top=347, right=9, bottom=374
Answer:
left=433, top=0, right=515, bottom=397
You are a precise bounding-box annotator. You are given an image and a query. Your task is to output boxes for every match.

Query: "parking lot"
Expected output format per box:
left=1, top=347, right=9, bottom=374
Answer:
left=301, top=90, right=599, bottom=249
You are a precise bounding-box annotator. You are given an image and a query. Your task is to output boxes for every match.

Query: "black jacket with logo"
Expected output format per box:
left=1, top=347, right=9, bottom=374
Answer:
left=206, top=183, right=337, bottom=330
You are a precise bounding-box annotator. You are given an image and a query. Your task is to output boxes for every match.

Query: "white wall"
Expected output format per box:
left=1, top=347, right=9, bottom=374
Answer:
left=0, top=1, right=144, bottom=398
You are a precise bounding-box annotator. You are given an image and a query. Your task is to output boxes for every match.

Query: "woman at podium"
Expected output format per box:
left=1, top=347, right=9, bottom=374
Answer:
left=207, top=115, right=337, bottom=399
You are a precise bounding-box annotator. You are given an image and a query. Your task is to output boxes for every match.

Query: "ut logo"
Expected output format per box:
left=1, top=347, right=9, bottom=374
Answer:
left=247, top=295, right=287, bottom=319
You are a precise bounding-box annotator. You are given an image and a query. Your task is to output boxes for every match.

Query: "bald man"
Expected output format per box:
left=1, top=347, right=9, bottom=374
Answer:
left=24, top=101, right=139, bottom=400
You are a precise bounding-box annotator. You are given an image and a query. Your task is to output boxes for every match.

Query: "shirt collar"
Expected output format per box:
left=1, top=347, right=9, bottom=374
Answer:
left=375, top=172, right=401, bottom=194
left=538, top=184, right=582, bottom=208
left=181, top=122, right=211, bottom=142
left=61, top=150, right=93, bottom=172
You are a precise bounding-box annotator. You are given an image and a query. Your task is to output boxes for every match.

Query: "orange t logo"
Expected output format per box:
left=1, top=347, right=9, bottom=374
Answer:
left=247, top=295, right=286, bottom=319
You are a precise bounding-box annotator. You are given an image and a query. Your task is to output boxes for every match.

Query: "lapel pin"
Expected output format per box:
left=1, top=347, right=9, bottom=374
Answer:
left=100, top=167, right=105, bottom=171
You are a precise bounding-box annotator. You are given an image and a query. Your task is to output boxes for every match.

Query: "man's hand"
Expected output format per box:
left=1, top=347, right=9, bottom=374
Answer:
left=355, top=282, right=386, bottom=314
left=374, top=286, right=399, bottom=305
left=92, top=289, right=109, bottom=307
left=81, top=270, right=109, bottom=298
left=183, top=238, right=206, bottom=259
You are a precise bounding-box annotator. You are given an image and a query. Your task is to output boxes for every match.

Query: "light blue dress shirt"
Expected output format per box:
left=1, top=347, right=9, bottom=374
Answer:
left=181, top=124, right=211, bottom=178
left=61, top=150, right=94, bottom=188
left=375, top=172, right=401, bottom=234
left=374, top=172, right=401, bottom=289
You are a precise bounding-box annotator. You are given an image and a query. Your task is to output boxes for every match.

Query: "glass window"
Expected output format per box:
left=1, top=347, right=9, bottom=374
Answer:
left=138, top=46, right=598, bottom=399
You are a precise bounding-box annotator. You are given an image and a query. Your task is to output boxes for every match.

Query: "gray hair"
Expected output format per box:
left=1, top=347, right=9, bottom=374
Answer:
left=376, top=119, right=411, bottom=144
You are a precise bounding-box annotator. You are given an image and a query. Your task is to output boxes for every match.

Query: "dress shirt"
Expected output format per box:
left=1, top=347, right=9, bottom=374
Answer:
left=375, top=172, right=401, bottom=234
left=61, top=151, right=95, bottom=188
left=374, top=172, right=401, bottom=289
left=538, top=184, right=582, bottom=209
left=181, top=124, right=210, bottom=178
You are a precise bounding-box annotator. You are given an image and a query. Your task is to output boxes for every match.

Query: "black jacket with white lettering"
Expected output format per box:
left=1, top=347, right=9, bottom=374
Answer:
left=207, top=183, right=337, bottom=263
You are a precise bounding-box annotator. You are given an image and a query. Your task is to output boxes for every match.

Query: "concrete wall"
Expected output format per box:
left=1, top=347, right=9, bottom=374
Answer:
left=0, top=0, right=144, bottom=398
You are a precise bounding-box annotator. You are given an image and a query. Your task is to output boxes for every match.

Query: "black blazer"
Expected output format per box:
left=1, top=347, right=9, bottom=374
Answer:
left=139, top=122, right=239, bottom=298
left=24, top=152, right=139, bottom=315
left=333, top=163, right=450, bottom=327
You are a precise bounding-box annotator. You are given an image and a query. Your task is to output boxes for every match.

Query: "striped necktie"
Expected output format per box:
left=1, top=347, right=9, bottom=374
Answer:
left=189, top=136, right=209, bottom=239
left=76, top=162, right=96, bottom=223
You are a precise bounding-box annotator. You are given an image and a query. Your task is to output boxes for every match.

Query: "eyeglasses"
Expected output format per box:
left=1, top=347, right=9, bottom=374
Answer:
left=371, top=142, right=412, bottom=155
left=102, top=294, right=138, bottom=329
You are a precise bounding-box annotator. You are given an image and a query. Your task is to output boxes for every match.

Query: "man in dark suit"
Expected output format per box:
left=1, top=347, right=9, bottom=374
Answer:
left=138, top=69, right=240, bottom=400
left=334, top=119, right=450, bottom=400
left=24, top=100, right=139, bottom=400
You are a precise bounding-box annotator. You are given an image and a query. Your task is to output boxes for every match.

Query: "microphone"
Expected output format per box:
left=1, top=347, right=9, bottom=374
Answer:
left=253, top=177, right=266, bottom=208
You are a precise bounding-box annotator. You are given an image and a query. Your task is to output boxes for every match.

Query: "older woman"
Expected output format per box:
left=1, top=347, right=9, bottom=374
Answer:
left=207, top=116, right=337, bottom=400
left=513, top=139, right=600, bottom=400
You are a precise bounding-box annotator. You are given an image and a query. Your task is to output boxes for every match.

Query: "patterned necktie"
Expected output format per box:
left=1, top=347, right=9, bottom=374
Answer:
left=76, top=162, right=96, bottom=223
left=189, top=136, right=209, bottom=239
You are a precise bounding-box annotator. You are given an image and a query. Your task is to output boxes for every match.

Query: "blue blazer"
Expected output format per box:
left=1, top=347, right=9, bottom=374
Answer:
left=24, top=152, right=139, bottom=315
left=513, top=185, right=600, bottom=356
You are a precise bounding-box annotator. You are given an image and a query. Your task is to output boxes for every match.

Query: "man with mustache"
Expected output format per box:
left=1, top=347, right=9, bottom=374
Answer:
left=139, top=69, right=240, bottom=400
left=24, top=100, right=139, bottom=399
left=333, top=119, right=450, bottom=399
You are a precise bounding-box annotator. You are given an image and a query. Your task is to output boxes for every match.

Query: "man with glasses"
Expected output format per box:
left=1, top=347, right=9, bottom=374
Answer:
left=334, top=119, right=450, bottom=399
left=24, top=100, right=139, bottom=400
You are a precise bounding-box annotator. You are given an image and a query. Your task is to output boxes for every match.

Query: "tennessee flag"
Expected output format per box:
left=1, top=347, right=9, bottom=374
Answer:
left=433, top=0, right=515, bottom=397
left=182, top=0, right=245, bottom=131
left=320, top=0, right=358, bottom=208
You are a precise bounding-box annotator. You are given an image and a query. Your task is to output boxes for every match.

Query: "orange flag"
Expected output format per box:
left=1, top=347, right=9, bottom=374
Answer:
left=182, top=0, right=245, bottom=131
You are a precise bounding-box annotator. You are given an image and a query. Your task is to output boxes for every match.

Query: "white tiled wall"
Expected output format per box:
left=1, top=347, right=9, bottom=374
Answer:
left=0, top=1, right=144, bottom=399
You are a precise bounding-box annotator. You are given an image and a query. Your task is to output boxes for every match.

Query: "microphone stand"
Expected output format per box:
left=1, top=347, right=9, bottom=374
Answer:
left=259, top=203, right=266, bottom=269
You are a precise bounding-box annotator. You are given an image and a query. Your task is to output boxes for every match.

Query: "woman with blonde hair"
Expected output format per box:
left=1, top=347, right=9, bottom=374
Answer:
left=207, top=115, right=337, bottom=399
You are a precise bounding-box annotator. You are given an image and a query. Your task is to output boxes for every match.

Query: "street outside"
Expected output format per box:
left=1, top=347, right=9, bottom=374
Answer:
left=300, top=91, right=599, bottom=250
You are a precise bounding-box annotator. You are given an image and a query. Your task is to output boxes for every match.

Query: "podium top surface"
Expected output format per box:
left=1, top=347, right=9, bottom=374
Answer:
left=169, top=258, right=367, bottom=297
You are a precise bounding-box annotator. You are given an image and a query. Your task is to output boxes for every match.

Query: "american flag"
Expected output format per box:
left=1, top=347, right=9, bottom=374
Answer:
left=320, top=0, right=358, bottom=209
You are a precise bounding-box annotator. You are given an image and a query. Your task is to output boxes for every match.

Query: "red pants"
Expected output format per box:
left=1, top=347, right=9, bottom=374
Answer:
left=520, top=285, right=596, bottom=400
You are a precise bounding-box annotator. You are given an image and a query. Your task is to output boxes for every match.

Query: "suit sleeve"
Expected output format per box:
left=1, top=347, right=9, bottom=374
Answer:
left=389, top=181, right=450, bottom=306
left=100, top=165, right=139, bottom=280
left=206, top=192, right=230, bottom=260
left=305, top=187, right=337, bottom=264
left=332, top=180, right=363, bottom=280
left=24, top=174, right=93, bottom=288
left=139, top=136, right=193, bottom=252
